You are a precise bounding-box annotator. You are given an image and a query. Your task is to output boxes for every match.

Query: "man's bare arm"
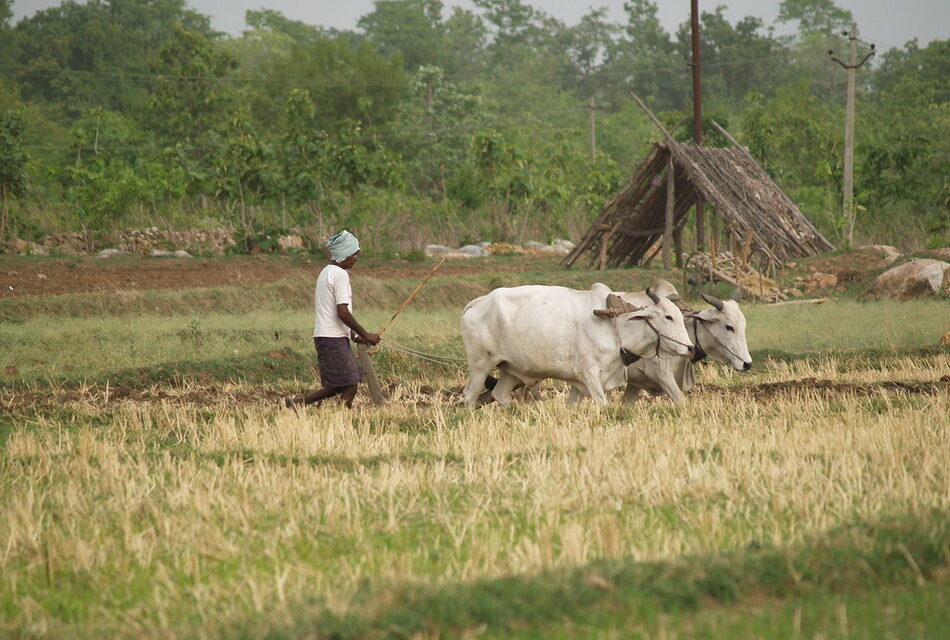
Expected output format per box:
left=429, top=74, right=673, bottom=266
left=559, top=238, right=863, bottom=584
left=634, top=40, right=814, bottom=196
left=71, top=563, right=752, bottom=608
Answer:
left=336, top=303, right=380, bottom=345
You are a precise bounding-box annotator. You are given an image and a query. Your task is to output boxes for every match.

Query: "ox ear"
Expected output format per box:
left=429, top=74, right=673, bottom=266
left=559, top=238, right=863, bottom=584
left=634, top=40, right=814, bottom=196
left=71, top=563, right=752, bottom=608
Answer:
left=684, top=312, right=706, bottom=322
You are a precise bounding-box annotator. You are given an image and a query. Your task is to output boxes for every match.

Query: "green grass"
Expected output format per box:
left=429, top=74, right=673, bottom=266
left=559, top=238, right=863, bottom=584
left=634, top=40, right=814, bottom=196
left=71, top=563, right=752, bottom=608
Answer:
left=1, top=256, right=948, bottom=638
left=228, top=510, right=948, bottom=639
left=2, top=298, right=946, bottom=388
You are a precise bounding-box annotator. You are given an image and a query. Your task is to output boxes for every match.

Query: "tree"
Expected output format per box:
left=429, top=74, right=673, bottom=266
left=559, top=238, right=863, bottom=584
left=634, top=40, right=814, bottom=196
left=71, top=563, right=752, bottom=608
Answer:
left=392, top=66, right=485, bottom=195
left=674, top=6, right=787, bottom=108
left=13, top=0, right=214, bottom=117
left=0, top=110, right=27, bottom=244
left=599, top=0, right=682, bottom=110
left=247, top=35, right=406, bottom=133
left=145, top=25, right=238, bottom=148
left=244, top=8, right=324, bottom=46
left=358, top=0, right=447, bottom=71
left=777, top=0, right=852, bottom=35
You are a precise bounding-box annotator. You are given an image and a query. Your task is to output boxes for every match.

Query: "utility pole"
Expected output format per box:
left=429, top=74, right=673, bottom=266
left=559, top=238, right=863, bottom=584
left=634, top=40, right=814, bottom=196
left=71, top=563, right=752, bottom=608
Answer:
left=690, top=0, right=705, bottom=251
left=583, top=96, right=604, bottom=159
left=829, top=22, right=875, bottom=245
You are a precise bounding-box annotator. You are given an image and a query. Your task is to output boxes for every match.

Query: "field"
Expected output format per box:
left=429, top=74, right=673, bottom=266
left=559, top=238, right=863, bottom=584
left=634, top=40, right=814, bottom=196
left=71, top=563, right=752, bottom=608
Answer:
left=1, top=254, right=948, bottom=638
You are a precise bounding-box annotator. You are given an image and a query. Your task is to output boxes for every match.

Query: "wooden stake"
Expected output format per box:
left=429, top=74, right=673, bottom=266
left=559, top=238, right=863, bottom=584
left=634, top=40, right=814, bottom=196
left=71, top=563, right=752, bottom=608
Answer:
left=663, top=156, right=674, bottom=270
left=356, top=343, right=386, bottom=406
left=358, top=257, right=447, bottom=406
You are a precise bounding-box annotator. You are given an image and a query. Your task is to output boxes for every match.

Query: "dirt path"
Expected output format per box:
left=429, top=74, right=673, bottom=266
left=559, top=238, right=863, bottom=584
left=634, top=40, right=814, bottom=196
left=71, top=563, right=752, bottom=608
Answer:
left=0, top=255, right=550, bottom=299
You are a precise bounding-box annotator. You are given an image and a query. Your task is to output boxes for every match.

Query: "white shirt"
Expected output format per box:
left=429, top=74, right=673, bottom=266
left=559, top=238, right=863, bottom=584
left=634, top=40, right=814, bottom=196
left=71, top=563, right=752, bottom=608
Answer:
left=313, top=264, right=353, bottom=338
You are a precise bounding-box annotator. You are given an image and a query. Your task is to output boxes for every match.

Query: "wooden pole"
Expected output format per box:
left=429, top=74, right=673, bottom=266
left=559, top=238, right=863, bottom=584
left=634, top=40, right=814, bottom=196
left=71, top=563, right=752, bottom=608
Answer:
left=379, top=257, right=446, bottom=336
left=663, top=156, right=674, bottom=270
left=588, top=96, right=596, bottom=159
left=358, top=257, right=446, bottom=407
left=690, top=0, right=706, bottom=251
left=356, top=343, right=386, bottom=406
left=630, top=92, right=675, bottom=143
left=843, top=22, right=858, bottom=245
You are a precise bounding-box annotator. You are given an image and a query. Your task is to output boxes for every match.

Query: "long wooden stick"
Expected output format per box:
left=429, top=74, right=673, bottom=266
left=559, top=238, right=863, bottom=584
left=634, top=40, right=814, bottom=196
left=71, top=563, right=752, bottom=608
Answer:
left=356, top=342, right=387, bottom=406
left=379, top=257, right=446, bottom=336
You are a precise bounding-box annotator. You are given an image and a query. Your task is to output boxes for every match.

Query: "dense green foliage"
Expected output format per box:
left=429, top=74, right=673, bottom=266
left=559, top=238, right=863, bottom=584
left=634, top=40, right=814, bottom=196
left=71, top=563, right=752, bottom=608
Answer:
left=0, top=0, right=946, bottom=249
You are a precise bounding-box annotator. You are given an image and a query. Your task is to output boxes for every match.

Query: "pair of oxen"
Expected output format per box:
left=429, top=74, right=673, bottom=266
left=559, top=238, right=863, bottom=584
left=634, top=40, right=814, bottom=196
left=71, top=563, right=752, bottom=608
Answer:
left=460, top=280, right=751, bottom=408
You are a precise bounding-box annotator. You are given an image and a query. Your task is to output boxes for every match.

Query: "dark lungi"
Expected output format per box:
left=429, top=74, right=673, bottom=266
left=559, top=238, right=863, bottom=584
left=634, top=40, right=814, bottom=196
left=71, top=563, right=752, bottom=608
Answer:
left=314, top=337, right=363, bottom=389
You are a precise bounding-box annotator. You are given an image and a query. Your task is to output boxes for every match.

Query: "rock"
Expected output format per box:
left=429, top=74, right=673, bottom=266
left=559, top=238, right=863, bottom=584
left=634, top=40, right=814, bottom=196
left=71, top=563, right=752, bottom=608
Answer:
left=97, top=248, right=130, bottom=258
left=867, top=259, right=950, bottom=299
left=927, top=247, right=950, bottom=261
left=172, top=250, right=193, bottom=258
left=795, top=272, right=838, bottom=293
left=524, top=241, right=548, bottom=251
left=487, top=242, right=527, bottom=255
left=277, top=235, right=304, bottom=251
left=10, top=238, right=48, bottom=256
left=478, top=242, right=492, bottom=248
left=36, top=273, right=47, bottom=280
left=858, top=244, right=901, bottom=266
left=150, top=249, right=172, bottom=257
left=457, top=244, right=490, bottom=257
left=551, top=238, right=575, bottom=254
left=424, top=244, right=453, bottom=257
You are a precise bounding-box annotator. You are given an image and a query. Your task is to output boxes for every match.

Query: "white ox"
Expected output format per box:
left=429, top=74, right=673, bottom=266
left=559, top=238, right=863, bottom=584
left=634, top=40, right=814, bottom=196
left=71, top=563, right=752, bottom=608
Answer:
left=460, top=283, right=694, bottom=407
left=620, top=282, right=752, bottom=405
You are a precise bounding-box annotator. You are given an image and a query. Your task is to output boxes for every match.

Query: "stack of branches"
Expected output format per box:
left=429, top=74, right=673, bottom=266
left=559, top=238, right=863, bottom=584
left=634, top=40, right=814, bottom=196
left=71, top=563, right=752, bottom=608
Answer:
left=563, top=139, right=834, bottom=271
left=667, top=142, right=834, bottom=266
left=686, top=250, right=788, bottom=303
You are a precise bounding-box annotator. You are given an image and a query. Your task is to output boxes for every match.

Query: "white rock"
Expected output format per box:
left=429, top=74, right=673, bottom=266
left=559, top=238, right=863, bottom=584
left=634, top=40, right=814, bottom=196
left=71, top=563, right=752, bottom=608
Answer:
left=858, top=244, right=901, bottom=266
left=424, top=244, right=453, bottom=257
left=524, top=241, right=547, bottom=251
left=277, top=235, right=304, bottom=251
left=868, top=259, right=950, bottom=299
left=150, top=249, right=172, bottom=257
left=172, top=250, right=193, bottom=258
left=551, top=238, right=575, bottom=253
left=457, top=244, right=490, bottom=257
left=97, top=248, right=129, bottom=258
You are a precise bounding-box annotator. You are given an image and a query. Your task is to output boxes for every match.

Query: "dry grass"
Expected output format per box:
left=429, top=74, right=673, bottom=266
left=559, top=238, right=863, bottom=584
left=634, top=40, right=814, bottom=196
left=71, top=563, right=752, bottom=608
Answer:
left=2, top=353, right=947, bottom=636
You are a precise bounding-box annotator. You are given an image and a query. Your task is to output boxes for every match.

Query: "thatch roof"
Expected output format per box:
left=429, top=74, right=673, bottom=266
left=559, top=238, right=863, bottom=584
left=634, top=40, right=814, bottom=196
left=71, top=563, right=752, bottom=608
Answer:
left=563, top=141, right=834, bottom=269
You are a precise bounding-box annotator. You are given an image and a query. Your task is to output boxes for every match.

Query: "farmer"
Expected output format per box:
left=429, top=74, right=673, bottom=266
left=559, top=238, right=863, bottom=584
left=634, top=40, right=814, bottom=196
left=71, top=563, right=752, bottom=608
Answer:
left=285, top=230, right=380, bottom=409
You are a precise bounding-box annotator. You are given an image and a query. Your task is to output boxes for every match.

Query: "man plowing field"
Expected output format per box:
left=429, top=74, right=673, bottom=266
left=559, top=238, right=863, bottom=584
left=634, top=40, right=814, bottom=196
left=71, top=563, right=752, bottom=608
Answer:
left=284, top=230, right=380, bottom=409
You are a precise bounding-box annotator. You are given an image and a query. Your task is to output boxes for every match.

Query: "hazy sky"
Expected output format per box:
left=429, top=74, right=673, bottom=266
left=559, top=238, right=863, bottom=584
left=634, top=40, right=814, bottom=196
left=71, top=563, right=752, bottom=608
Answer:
left=11, top=1, right=950, bottom=50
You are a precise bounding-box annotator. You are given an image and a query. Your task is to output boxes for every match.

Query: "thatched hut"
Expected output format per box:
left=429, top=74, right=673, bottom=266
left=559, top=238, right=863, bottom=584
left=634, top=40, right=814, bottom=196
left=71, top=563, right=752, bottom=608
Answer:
left=563, top=139, right=834, bottom=270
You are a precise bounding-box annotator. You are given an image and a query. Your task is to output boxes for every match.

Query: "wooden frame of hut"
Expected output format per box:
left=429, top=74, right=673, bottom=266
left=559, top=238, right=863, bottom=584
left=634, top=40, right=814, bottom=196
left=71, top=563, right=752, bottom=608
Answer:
left=562, top=121, right=835, bottom=271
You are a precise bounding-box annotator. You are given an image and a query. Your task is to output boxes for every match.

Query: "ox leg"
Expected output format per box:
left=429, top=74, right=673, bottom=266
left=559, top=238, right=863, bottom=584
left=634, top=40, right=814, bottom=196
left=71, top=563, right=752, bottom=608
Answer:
left=567, top=384, right=588, bottom=404
left=463, top=362, right=492, bottom=408
left=623, top=384, right=644, bottom=405
left=654, top=369, right=686, bottom=406
left=576, top=373, right=609, bottom=405
left=491, top=371, right=523, bottom=406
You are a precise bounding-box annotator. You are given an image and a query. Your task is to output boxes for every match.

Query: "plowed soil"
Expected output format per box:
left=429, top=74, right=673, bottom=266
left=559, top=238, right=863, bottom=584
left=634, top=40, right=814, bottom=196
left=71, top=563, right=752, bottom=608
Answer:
left=4, top=376, right=947, bottom=414
left=0, top=255, right=546, bottom=299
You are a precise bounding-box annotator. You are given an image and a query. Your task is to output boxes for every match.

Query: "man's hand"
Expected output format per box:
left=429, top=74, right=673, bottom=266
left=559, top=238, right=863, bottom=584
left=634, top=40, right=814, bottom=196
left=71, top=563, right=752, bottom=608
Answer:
left=362, top=332, right=381, bottom=346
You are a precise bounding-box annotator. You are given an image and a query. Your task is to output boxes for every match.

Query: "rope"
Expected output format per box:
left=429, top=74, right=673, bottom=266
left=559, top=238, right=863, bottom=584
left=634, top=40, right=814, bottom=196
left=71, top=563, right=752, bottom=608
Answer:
left=375, top=340, right=468, bottom=368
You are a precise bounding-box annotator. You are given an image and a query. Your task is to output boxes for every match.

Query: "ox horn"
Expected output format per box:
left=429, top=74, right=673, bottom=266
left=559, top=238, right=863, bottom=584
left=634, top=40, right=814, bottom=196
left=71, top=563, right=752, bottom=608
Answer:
left=645, top=287, right=660, bottom=304
left=700, top=291, right=724, bottom=311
